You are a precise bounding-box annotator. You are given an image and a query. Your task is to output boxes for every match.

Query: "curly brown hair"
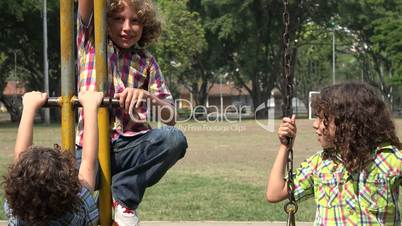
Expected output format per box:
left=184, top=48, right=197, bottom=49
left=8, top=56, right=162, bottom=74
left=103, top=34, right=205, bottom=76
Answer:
left=3, top=145, right=81, bottom=225
left=107, top=0, right=161, bottom=47
left=311, top=82, right=401, bottom=172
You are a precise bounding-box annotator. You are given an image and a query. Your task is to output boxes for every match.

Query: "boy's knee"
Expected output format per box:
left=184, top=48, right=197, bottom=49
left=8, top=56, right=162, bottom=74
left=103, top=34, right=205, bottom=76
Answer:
left=161, top=126, right=187, bottom=158
left=174, top=129, right=187, bottom=158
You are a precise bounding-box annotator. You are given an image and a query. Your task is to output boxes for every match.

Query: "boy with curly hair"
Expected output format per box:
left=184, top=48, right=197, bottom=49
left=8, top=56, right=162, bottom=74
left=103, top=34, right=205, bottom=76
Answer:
left=77, top=0, right=188, bottom=225
left=267, top=82, right=402, bottom=225
left=4, top=91, right=103, bottom=225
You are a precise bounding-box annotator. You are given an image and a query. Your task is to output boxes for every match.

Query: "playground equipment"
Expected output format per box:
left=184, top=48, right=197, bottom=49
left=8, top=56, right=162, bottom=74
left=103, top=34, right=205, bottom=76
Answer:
left=45, top=0, right=298, bottom=225
left=281, top=0, right=298, bottom=225
left=43, top=0, right=113, bottom=225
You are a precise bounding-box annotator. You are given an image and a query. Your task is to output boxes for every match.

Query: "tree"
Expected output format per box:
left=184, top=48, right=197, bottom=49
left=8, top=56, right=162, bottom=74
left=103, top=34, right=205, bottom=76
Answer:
left=370, top=4, right=402, bottom=87
left=294, top=23, right=332, bottom=109
left=294, top=21, right=362, bottom=110
left=159, top=0, right=402, bottom=111
left=187, top=0, right=338, bottom=116
left=0, top=0, right=60, bottom=121
left=336, top=0, right=402, bottom=102
left=154, top=0, right=208, bottom=106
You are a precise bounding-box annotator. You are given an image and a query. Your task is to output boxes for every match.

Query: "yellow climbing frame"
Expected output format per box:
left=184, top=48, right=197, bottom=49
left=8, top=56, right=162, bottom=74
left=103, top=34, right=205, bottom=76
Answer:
left=59, top=0, right=112, bottom=225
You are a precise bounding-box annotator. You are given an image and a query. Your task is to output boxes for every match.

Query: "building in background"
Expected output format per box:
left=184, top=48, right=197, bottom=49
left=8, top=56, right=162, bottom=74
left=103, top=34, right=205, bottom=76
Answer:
left=176, top=82, right=307, bottom=119
left=3, top=80, right=26, bottom=96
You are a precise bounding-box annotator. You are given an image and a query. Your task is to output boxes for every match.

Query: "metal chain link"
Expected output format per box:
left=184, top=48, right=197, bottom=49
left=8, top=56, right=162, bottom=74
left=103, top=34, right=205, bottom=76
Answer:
left=282, top=0, right=297, bottom=225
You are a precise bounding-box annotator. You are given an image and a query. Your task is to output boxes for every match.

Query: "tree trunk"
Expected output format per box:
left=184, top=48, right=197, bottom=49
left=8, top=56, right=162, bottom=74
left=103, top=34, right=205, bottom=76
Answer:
left=197, top=80, right=208, bottom=106
left=0, top=95, right=22, bottom=122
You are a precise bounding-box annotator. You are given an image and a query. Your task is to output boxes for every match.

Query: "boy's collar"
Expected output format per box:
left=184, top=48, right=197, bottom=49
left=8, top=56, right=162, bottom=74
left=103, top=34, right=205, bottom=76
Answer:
left=108, top=40, right=144, bottom=54
left=371, top=143, right=394, bottom=156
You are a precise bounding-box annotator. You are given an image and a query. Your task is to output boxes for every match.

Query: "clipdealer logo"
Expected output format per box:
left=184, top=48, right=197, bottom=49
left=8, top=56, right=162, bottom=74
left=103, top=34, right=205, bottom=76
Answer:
left=254, top=100, right=275, bottom=132
left=127, top=98, right=275, bottom=132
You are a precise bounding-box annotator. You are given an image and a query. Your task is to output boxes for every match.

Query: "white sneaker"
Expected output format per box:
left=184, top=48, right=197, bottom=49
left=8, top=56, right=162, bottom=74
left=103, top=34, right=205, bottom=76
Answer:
left=113, top=199, right=139, bottom=226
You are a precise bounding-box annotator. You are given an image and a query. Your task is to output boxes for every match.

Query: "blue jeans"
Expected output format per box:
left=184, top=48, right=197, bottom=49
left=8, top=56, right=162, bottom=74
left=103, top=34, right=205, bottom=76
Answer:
left=76, top=126, right=187, bottom=210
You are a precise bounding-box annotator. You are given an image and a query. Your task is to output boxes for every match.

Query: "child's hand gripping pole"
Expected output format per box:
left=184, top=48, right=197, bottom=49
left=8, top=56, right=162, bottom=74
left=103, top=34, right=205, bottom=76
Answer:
left=14, top=92, right=48, bottom=160
left=278, top=115, right=298, bottom=226
left=77, top=91, right=104, bottom=193
left=44, top=96, right=140, bottom=122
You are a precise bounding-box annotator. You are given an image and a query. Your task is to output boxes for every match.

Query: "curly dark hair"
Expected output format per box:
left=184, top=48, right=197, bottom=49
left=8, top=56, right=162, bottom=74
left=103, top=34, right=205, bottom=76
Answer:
left=3, top=145, right=81, bottom=225
left=311, top=82, right=401, bottom=172
left=107, top=0, right=161, bottom=47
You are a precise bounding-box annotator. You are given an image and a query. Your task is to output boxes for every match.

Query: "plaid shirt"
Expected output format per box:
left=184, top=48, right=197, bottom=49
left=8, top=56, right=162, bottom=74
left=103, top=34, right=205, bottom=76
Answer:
left=293, top=145, right=401, bottom=225
left=76, top=15, right=173, bottom=146
left=5, top=186, right=99, bottom=226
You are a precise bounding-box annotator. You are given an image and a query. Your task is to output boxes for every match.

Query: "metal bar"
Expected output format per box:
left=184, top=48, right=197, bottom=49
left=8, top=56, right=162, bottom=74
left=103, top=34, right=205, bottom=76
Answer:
left=71, top=97, right=119, bottom=107
left=97, top=108, right=112, bottom=226
left=59, top=0, right=75, bottom=153
left=43, top=0, right=50, bottom=124
left=44, top=97, right=120, bottom=108
left=44, top=97, right=62, bottom=107
left=94, top=0, right=112, bottom=224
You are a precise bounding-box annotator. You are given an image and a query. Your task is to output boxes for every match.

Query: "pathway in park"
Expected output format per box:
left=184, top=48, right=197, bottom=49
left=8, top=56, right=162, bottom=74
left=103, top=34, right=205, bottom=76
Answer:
left=0, top=221, right=313, bottom=226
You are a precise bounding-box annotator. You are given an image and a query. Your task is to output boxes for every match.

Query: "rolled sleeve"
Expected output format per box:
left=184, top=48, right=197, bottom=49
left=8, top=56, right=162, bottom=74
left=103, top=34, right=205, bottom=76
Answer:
left=79, top=186, right=99, bottom=226
left=76, top=12, right=94, bottom=49
left=292, top=154, right=319, bottom=201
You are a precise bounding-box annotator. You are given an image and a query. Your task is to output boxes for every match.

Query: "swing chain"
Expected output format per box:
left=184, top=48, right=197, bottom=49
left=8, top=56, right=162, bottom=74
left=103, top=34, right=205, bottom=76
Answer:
left=282, top=0, right=297, bottom=225
left=283, top=0, right=291, bottom=111
left=282, top=0, right=293, bottom=118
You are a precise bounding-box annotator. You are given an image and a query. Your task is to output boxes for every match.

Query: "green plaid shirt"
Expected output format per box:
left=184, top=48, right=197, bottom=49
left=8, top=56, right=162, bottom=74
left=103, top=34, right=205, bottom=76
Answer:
left=293, top=145, right=401, bottom=226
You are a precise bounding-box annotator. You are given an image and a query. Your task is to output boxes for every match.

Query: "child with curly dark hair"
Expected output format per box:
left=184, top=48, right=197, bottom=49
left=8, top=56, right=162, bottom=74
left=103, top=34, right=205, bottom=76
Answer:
left=266, top=82, right=401, bottom=225
left=77, top=0, right=188, bottom=225
left=4, top=91, right=103, bottom=226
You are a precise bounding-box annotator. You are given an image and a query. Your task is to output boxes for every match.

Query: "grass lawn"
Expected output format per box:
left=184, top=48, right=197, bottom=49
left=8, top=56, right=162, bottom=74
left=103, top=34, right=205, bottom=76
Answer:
left=0, top=114, right=401, bottom=221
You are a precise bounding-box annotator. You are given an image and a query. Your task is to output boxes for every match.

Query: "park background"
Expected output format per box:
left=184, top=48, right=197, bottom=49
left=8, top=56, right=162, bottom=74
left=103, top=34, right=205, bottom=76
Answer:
left=1, top=0, right=402, bottom=222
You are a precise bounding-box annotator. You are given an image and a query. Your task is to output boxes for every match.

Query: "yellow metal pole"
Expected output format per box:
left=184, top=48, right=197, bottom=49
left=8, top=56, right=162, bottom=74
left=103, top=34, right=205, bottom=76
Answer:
left=59, top=0, right=75, bottom=152
left=94, top=0, right=113, bottom=225
left=97, top=108, right=112, bottom=226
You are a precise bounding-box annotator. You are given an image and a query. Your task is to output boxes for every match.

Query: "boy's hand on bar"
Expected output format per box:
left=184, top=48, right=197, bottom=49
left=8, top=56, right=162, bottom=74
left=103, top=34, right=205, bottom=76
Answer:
left=22, top=91, right=48, bottom=111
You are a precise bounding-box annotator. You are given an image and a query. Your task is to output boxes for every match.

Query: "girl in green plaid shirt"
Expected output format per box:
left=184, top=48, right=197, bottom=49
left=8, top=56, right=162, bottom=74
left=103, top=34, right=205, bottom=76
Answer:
left=267, top=82, right=401, bottom=226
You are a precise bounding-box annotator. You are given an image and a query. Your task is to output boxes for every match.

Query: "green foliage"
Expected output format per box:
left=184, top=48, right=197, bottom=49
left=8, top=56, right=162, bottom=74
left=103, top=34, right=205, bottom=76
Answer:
left=0, top=0, right=60, bottom=92
left=1, top=0, right=402, bottom=112
left=196, top=0, right=281, bottom=108
left=295, top=23, right=333, bottom=106
left=0, top=0, right=61, bottom=121
left=156, top=0, right=207, bottom=67
left=155, top=0, right=222, bottom=106
left=187, top=0, right=341, bottom=111
left=295, top=20, right=363, bottom=107
left=371, top=10, right=402, bottom=85
left=337, top=0, right=402, bottom=93
left=153, top=0, right=206, bottom=95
